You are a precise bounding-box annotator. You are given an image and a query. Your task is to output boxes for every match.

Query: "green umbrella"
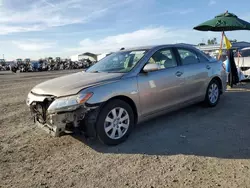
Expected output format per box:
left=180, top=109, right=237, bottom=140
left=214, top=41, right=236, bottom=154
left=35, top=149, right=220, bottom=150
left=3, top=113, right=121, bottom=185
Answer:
left=193, top=11, right=250, bottom=32
left=194, top=11, right=250, bottom=88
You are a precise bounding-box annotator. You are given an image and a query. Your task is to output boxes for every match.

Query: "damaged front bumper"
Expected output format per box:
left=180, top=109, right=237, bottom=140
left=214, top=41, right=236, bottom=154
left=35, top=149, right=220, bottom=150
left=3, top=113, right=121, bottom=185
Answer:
left=27, top=92, right=100, bottom=137
left=32, top=107, right=86, bottom=137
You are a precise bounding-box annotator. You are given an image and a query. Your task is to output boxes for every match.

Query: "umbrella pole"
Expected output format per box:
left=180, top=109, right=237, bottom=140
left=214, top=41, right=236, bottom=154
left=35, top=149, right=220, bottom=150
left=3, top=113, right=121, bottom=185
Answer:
left=223, top=32, right=234, bottom=88
left=218, top=31, right=224, bottom=60
left=237, top=51, right=240, bottom=67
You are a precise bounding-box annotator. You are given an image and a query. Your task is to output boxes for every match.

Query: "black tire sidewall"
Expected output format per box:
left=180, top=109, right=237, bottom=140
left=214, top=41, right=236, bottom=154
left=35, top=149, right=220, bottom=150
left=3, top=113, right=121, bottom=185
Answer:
left=96, top=99, right=135, bottom=145
left=205, top=79, right=220, bottom=107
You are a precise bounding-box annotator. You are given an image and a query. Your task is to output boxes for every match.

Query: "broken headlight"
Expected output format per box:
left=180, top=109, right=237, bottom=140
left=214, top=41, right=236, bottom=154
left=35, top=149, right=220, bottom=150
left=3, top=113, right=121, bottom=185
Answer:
left=47, top=92, right=93, bottom=113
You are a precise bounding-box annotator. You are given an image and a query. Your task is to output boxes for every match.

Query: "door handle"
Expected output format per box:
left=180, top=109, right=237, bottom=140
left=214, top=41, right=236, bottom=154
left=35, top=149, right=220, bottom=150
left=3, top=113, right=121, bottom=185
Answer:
left=175, top=71, right=183, bottom=77
left=206, top=65, right=211, bottom=70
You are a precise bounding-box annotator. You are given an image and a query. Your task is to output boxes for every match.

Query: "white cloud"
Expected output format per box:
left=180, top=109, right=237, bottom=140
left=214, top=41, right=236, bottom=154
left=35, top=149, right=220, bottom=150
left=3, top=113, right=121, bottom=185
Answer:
left=0, top=25, right=43, bottom=35
left=0, top=0, right=132, bottom=35
left=12, top=40, right=56, bottom=51
left=66, top=27, right=216, bottom=54
left=208, top=0, right=216, bottom=6
left=3, top=26, right=250, bottom=60
left=159, top=8, right=194, bottom=16
left=66, top=27, right=250, bottom=55
left=41, top=0, right=56, bottom=8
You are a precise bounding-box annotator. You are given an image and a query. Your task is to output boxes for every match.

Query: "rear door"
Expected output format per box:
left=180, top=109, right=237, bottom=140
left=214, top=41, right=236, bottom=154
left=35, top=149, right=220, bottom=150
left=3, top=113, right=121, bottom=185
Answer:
left=175, top=47, right=210, bottom=102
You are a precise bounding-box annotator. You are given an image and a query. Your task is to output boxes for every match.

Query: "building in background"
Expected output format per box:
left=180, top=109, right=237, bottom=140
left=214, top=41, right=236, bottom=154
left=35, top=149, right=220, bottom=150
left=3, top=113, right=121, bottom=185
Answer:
left=97, top=53, right=112, bottom=61
left=195, top=41, right=250, bottom=61
left=70, top=54, right=79, bottom=61
left=196, top=41, right=250, bottom=54
left=78, top=52, right=98, bottom=62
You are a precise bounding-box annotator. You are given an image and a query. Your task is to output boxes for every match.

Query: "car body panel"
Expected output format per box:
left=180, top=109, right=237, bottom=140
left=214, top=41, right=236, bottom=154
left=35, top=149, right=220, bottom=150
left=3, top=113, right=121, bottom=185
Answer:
left=180, top=62, right=209, bottom=101
left=84, top=77, right=141, bottom=115
left=137, top=66, right=185, bottom=116
left=31, top=71, right=124, bottom=96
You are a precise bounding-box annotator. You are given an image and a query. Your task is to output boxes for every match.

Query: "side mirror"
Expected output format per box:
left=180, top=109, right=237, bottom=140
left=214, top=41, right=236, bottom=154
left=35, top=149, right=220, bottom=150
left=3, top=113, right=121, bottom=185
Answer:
left=143, top=63, right=159, bottom=72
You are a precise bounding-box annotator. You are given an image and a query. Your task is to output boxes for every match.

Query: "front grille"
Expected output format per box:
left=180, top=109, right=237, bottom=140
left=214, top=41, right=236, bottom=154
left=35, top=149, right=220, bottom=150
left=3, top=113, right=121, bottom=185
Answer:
left=34, top=103, right=46, bottom=123
left=32, top=99, right=54, bottom=124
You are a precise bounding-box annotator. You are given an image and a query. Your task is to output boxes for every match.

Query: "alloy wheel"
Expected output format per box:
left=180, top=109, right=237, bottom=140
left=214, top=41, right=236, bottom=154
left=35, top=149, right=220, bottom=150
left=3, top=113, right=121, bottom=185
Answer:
left=208, top=83, right=219, bottom=104
left=104, top=107, right=130, bottom=140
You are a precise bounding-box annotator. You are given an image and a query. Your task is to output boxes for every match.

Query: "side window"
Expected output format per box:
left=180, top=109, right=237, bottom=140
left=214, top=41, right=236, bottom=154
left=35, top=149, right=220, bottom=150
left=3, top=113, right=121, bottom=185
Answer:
left=147, top=48, right=177, bottom=69
left=197, top=54, right=209, bottom=62
left=197, top=51, right=210, bottom=62
left=177, top=48, right=199, bottom=65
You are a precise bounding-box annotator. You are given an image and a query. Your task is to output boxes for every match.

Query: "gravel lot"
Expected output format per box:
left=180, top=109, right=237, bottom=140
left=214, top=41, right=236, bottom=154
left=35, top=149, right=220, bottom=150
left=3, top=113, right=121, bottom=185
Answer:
left=1, top=70, right=250, bottom=188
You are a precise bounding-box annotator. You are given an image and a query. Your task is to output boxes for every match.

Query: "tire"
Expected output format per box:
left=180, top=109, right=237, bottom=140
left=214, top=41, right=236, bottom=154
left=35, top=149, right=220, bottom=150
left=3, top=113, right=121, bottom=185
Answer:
left=96, top=99, right=135, bottom=145
left=204, top=79, right=220, bottom=107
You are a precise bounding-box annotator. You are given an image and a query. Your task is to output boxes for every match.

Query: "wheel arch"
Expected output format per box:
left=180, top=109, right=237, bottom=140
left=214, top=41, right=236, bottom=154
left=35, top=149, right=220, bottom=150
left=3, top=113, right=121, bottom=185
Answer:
left=101, top=95, right=138, bottom=124
left=210, top=76, right=223, bottom=94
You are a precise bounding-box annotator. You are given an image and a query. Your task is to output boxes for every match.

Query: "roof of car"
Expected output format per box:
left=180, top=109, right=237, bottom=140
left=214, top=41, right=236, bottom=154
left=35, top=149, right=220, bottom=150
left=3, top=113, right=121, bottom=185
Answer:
left=119, top=43, right=197, bottom=52
left=241, top=47, right=250, bottom=51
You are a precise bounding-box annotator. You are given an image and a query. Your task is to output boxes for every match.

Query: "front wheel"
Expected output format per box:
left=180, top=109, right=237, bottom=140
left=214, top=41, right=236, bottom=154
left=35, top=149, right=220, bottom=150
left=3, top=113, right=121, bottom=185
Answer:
left=204, top=79, right=220, bottom=107
left=96, top=99, right=134, bottom=145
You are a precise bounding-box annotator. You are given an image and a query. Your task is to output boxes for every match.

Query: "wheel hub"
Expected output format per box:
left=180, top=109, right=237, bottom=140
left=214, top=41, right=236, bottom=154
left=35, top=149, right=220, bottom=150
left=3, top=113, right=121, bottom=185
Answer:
left=208, top=83, right=219, bottom=104
left=104, top=107, right=130, bottom=140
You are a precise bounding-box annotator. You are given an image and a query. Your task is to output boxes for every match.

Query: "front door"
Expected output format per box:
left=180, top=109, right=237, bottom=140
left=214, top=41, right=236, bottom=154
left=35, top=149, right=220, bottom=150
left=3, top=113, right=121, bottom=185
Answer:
left=137, top=48, right=185, bottom=116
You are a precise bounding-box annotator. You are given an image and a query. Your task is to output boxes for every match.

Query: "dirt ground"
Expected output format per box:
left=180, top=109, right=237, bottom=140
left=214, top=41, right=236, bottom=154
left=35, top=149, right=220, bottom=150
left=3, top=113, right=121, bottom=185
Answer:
left=1, top=70, right=250, bottom=188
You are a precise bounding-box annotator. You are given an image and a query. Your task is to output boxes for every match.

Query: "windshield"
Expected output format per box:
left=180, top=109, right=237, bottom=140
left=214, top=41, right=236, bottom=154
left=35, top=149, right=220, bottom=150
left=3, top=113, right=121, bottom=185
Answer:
left=86, top=50, right=147, bottom=73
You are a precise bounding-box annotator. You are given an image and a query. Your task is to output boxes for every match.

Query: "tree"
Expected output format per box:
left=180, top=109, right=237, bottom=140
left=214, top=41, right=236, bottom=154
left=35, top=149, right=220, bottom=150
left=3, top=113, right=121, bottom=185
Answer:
left=207, top=38, right=218, bottom=45
left=213, top=38, right=217, bottom=44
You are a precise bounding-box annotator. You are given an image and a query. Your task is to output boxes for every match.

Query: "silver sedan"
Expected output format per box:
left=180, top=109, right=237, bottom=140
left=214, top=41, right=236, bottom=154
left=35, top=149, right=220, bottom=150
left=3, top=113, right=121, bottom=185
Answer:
left=27, top=44, right=227, bottom=145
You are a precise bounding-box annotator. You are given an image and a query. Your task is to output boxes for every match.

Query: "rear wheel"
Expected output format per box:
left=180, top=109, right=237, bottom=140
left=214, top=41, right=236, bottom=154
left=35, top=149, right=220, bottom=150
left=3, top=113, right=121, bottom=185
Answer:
left=96, top=99, right=134, bottom=145
left=204, top=79, right=220, bottom=107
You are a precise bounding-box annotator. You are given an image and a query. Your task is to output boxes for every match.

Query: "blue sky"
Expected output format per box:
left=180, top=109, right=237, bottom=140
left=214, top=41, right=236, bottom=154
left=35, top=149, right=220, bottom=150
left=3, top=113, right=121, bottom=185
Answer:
left=1, top=0, right=250, bottom=60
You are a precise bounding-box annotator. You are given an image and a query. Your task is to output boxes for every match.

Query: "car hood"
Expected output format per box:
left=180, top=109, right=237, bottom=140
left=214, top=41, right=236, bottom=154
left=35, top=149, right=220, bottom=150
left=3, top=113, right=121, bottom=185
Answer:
left=31, top=71, right=124, bottom=97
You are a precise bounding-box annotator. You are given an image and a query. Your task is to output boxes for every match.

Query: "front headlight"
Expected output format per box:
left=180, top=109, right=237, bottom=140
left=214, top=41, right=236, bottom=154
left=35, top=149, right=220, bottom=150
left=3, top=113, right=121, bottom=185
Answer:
left=47, top=92, right=93, bottom=113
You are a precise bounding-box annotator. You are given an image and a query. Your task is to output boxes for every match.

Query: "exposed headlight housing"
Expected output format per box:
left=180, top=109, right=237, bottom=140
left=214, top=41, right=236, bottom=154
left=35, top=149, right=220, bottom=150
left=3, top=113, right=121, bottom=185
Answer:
left=47, top=92, right=93, bottom=113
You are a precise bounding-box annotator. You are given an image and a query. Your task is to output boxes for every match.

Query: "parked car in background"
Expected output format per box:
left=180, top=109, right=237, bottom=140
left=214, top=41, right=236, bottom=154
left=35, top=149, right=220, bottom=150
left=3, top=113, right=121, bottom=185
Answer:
left=26, top=44, right=227, bottom=145
left=235, top=47, right=250, bottom=80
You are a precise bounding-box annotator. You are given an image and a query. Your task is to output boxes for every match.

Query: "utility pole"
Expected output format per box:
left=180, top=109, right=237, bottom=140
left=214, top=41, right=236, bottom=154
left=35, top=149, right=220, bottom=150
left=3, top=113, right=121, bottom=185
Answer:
left=3, top=54, right=4, bottom=60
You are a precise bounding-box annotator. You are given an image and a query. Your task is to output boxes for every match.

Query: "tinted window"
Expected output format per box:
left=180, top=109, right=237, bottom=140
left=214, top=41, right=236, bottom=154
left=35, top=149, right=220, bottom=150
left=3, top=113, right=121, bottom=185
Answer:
left=198, top=51, right=211, bottom=62
left=241, top=49, right=250, bottom=57
left=147, top=48, right=177, bottom=69
left=197, top=53, right=209, bottom=62
left=177, top=49, right=199, bottom=65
